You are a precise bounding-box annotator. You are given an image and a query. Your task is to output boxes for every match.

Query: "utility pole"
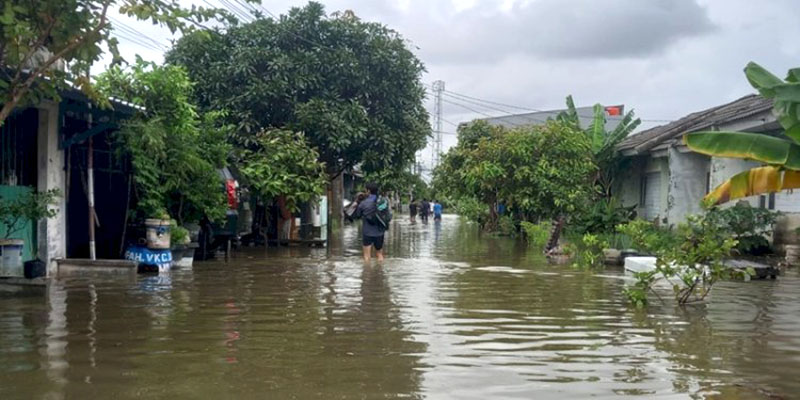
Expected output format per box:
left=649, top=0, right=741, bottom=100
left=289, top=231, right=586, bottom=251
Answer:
left=431, top=80, right=445, bottom=169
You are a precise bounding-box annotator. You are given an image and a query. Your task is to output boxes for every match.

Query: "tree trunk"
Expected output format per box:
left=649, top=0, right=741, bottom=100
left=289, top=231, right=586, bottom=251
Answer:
left=327, top=173, right=344, bottom=234
left=545, top=215, right=566, bottom=254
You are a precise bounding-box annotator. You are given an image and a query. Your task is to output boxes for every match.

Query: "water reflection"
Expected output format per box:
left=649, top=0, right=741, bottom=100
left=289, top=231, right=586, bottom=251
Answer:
left=0, top=215, right=799, bottom=399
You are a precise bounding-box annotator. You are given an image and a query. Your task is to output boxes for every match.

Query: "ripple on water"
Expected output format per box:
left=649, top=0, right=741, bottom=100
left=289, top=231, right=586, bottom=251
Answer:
left=0, top=216, right=798, bottom=399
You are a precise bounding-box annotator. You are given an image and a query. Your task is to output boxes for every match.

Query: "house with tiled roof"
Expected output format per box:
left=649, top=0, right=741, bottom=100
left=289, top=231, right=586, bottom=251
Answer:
left=614, top=94, right=799, bottom=228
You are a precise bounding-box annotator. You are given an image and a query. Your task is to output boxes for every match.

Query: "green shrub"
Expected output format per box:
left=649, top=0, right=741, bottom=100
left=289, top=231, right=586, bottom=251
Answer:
left=455, top=197, right=489, bottom=226
left=620, top=215, right=752, bottom=307
left=571, top=197, right=636, bottom=235
left=616, top=219, right=678, bottom=255
left=521, top=221, right=552, bottom=249
left=496, top=215, right=517, bottom=237
left=572, top=233, right=608, bottom=269
left=706, top=201, right=778, bottom=255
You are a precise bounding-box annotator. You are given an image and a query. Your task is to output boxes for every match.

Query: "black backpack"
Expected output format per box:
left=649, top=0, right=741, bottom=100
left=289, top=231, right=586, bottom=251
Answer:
left=365, top=196, right=392, bottom=228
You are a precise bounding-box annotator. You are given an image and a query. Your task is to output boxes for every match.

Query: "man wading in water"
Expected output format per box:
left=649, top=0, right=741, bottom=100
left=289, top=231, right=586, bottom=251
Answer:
left=355, top=182, right=390, bottom=263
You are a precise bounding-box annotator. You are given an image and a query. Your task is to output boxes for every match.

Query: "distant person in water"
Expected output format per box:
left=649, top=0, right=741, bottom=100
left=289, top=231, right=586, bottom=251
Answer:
left=433, top=200, right=443, bottom=221
left=419, top=198, right=430, bottom=223
left=409, top=199, right=418, bottom=223
left=354, top=182, right=388, bottom=262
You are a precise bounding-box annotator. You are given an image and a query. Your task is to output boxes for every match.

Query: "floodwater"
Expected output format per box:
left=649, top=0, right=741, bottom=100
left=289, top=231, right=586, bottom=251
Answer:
left=2, top=215, right=800, bottom=399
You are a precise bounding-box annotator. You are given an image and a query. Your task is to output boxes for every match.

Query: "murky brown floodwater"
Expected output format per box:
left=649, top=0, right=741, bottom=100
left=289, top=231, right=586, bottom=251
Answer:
left=2, top=214, right=800, bottom=399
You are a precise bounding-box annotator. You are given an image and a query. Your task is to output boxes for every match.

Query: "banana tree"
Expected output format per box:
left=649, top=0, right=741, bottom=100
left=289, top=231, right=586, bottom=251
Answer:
left=557, top=95, right=641, bottom=198
left=684, top=62, right=800, bottom=204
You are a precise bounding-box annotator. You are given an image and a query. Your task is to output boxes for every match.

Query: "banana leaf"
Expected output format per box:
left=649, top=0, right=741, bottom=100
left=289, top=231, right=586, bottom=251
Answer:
left=684, top=131, right=800, bottom=170
left=705, top=166, right=800, bottom=205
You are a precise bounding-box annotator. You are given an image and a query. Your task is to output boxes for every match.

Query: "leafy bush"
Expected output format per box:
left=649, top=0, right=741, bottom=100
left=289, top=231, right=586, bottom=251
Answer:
left=521, top=221, right=551, bottom=249
left=572, top=233, right=608, bottom=269
left=620, top=215, right=751, bottom=307
left=572, top=197, right=636, bottom=235
left=0, top=189, right=60, bottom=240
left=496, top=215, right=517, bottom=237
left=616, top=219, right=678, bottom=255
left=599, top=232, right=632, bottom=250
left=455, top=197, right=489, bottom=226
left=706, top=201, right=778, bottom=255
left=170, top=221, right=190, bottom=246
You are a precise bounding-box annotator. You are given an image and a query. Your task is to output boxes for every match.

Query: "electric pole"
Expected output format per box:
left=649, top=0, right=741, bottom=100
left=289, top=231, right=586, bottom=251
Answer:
left=432, top=80, right=445, bottom=169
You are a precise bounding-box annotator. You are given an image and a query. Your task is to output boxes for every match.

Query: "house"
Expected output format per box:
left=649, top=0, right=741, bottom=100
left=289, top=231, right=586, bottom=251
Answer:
left=481, top=104, right=627, bottom=131
left=614, top=94, right=797, bottom=227
left=1, top=90, right=138, bottom=276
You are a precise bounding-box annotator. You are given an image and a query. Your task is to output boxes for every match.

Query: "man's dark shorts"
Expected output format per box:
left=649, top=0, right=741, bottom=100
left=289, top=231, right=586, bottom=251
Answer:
left=363, top=234, right=385, bottom=250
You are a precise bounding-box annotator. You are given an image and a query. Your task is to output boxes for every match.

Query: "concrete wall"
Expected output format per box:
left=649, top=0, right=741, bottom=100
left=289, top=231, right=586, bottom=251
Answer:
left=666, top=148, right=710, bottom=224
left=36, top=101, right=67, bottom=276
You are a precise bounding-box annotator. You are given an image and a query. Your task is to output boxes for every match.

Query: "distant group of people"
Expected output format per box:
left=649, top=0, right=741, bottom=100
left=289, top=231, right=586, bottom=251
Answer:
left=409, top=198, right=442, bottom=223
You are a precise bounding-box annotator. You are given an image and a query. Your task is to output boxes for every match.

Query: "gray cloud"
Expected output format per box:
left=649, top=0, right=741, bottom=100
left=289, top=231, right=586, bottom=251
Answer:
left=386, top=0, right=717, bottom=64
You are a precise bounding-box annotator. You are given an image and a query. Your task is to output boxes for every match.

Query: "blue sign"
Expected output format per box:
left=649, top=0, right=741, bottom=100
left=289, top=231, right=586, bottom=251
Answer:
left=124, top=246, right=173, bottom=272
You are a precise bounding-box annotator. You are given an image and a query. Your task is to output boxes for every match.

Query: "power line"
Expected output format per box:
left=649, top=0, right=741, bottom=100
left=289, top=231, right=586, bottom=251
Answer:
left=429, top=83, right=675, bottom=123
left=441, top=97, right=516, bottom=122
left=109, top=16, right=170, bottom=51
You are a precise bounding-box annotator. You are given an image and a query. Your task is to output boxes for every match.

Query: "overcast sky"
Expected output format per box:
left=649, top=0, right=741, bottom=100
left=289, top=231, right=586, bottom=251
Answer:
left=104, top=0, right=800, bottom=172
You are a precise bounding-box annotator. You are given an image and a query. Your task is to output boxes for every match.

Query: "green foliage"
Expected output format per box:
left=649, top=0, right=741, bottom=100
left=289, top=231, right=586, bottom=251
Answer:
left=620, top=215, right=750, bottom=307
left=0, top=189, right=61, bottom=240
left=170, top=221, right=189, bottom=246
left=624, top=270, right=658, bottom=308
left=238, top=129, right=327, bottom=212
left=556, top=95, right=641, bottom=198
left=521, top=221, right=552, bottom=249
left=96, top=60, right=228, bottom=223
left=434, top=120, right=596, bottom=230
left=0, top=0, right=226, bottom=126
left=571, top=197, right=636, bottom=235
left=706, top=201, right=778, bottom=254
left=454, top=197, right=489, bottom=226
left=617, top=219, right=678, bottom=255
left=166, top=2, right=430, bottom=178
left=571, top=233, right=608, bottom=269
left=496, top=215, right=517, bottom=237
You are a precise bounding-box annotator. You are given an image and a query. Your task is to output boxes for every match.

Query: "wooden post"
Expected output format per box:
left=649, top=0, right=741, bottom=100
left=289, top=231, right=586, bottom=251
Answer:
left=87, top=113, right=96, bottom=260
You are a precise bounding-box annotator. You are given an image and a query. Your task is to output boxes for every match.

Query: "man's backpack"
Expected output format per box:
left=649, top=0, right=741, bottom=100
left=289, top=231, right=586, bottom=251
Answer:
left=375, top=196, right=393, bottom=228
left=365, top=196, right=392, bottom=228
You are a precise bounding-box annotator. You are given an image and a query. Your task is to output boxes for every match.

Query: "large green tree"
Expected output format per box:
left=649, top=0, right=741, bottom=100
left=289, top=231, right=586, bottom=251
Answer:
left=165, top=2, right=430, bottom=222
left=433, top=120, right=596, bottom=230
left=96, top=59, right=229, bottom=224
left=0, top=0, right=226, bottom=125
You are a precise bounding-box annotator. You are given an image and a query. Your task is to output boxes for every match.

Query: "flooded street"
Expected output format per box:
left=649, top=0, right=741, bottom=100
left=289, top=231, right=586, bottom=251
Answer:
left=2, top=214, right=800, bottom=399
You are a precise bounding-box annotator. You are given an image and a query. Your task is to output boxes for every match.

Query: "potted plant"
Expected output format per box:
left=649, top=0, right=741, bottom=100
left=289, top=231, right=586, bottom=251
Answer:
left=0, top=189, right=60, bottom=278
left=170, top=222, right=199, bottom=268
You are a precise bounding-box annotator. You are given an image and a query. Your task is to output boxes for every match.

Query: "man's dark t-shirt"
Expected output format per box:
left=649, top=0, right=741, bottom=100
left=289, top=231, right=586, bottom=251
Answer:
left=355, top=195, right=386, bottom=237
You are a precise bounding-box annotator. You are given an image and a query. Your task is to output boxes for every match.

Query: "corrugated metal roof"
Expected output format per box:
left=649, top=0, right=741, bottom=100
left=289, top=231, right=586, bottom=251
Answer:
left=479, top=105, right=625, bottom=132
left=618, top=94, right=773, bottom=155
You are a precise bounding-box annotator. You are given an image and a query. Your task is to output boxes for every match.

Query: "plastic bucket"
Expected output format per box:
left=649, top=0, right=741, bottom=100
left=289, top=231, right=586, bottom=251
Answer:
left=0, top=239, right=25, bottom=277
left=145, top=219, right=171, bottom=250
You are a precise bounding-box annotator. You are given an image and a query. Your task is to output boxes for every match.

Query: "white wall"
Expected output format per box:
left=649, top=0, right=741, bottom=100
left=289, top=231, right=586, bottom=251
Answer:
left=666, top=148, right=710, bottom=224
left=36, top=101, right=67, bottom=276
